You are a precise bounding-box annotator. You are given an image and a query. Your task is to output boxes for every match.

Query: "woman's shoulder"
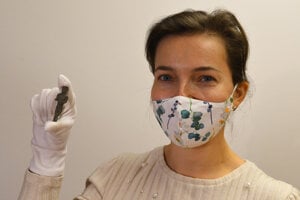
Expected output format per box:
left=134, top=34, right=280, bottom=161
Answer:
left=244, top=160, right=300, bottom=199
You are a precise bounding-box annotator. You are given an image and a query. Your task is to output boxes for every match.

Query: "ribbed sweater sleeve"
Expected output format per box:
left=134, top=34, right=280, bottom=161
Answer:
left=18, top=170, right=62, bottom=200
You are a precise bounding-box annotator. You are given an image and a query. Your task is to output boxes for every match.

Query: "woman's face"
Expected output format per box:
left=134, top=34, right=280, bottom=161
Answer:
left=151, top=34, right=236, bottom=102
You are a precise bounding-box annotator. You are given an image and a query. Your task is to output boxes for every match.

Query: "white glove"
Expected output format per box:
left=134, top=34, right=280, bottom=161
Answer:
left=29, top=74, right=77, bottom=176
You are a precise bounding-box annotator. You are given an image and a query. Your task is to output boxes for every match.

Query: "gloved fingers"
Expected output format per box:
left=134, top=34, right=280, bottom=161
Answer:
left=31, top=90, right=51, bottom=124
left=40, top=88, right=55, bottom=123
left=31, top=87, right=61, bottom=124
left=31, top=94, right=43, bottom=125
left=31, top=75, right=76, bottom=127
left=47, top=87, right=60, bottom=120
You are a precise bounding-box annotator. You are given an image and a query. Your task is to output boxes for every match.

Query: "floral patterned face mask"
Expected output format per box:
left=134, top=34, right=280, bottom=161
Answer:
left=152, top=87, right=236, bottom=148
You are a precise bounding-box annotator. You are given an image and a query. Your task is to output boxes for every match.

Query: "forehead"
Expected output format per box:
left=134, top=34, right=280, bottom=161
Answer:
left=154, top=34, right=229, bottom=74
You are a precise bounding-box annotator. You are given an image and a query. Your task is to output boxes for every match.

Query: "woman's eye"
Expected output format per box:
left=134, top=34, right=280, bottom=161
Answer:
left=158, top=74, right=172, bottom=81
left=199, top=75, right=216, bottom=82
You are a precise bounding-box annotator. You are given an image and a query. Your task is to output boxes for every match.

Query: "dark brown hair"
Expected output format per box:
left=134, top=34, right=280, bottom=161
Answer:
left=145, top=9, right=249, bottom=84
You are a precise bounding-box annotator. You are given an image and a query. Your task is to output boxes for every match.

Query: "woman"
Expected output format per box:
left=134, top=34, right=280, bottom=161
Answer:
left=18, top=9, right=300, bottom=200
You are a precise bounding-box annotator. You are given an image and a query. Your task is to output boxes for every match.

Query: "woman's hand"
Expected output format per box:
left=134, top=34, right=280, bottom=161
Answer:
left=29, top=74, right=77, bottom=176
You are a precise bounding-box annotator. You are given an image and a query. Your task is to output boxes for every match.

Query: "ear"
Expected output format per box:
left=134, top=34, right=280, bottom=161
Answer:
left=233, top=81, right=249, bottom=109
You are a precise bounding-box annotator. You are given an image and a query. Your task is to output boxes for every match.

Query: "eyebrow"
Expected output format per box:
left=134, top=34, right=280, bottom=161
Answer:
left=154, top=65, right=221, bottom=73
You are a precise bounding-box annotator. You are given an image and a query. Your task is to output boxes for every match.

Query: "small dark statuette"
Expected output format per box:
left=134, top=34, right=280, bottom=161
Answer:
left=53, top=86, right=69, bottom=122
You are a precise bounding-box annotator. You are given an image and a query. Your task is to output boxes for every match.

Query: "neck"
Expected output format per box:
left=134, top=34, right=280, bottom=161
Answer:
left=164, top=130, right=244, bottom=179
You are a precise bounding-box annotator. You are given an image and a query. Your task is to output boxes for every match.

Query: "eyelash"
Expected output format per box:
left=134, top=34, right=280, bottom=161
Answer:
left=157, top=74, right=173, bottom=81
left=198, top=75, right=216, bottom=82
left=156, top=74, right=217, bottom=84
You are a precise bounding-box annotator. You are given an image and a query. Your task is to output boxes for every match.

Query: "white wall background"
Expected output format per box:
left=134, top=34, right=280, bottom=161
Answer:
left=1, top=0, right=299, bottom=199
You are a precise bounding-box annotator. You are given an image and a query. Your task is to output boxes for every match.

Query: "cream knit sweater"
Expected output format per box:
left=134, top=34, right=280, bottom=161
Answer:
left=19, top=146, right=300, bottom=200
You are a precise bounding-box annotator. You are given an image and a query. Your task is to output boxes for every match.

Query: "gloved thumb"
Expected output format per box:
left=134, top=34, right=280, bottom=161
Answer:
left=45, top=116, right=74, bottom=135
left=58, top=74, right=72, bottom=88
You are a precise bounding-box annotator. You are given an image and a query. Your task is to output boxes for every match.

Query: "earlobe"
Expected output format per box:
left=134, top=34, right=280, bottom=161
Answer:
left=233, top=81, right=249, bottom=108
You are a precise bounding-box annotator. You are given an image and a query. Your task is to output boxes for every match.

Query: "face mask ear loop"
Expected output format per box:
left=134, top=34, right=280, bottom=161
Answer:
left=231, top=84, right=239, bottom=111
